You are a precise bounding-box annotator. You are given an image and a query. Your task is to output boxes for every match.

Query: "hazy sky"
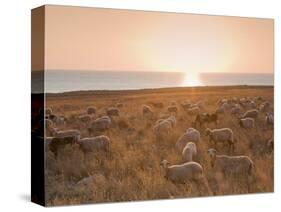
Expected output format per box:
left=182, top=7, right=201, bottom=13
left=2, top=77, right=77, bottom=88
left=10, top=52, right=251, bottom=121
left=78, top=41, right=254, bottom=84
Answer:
left=42, top=5, right=273, bottom=74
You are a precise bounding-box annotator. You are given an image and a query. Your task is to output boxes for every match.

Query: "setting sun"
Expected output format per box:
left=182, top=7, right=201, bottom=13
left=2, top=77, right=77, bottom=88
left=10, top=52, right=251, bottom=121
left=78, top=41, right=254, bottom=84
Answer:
left=182, top=72, right=202, bottom=87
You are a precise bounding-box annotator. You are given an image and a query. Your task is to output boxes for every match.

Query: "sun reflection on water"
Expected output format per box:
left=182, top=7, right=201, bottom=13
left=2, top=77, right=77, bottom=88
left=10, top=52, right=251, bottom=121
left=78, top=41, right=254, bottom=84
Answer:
left=181, top=72, right=202, bottom=87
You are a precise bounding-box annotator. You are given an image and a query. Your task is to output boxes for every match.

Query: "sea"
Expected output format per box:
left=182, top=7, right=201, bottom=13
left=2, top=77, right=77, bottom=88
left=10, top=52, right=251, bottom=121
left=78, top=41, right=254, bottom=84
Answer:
left=31, top=70, right=274, bottom=93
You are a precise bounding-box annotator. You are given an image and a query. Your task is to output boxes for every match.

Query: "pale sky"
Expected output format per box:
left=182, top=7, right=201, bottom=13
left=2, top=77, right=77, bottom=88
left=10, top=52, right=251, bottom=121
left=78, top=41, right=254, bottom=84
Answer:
left=41, top=5, right=273, bottom=74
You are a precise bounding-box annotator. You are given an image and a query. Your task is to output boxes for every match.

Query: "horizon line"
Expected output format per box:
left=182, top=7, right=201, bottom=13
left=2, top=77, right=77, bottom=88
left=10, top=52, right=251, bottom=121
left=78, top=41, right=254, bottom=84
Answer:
left=32, top=69, right=274, bottom=74
left=40, top=84, right=274, bottom=95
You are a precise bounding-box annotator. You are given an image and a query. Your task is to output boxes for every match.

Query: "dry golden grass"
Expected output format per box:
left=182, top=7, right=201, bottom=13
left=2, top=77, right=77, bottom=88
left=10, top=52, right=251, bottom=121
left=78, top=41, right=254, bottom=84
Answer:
left=45, top=86, right=274, bottom=206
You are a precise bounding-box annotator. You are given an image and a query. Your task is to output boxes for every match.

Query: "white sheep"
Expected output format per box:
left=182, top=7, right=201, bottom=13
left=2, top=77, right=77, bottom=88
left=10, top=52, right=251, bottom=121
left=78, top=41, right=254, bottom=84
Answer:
left=87, top=106, right=96, bottom=115
left=221, top=102, right=231, bottom=110
left=57, top=116, right=66, bottom=126
left=215, top=106, right=225, bottom=114
left=160, top=160, right=212, bottom=195
left=176, top=128, right=200, bottom=152
left=249, top=101, right=257, bottom=109
left=45, top=118, right=53, bottom=127
left=45, top=119, right=53, bottom=136
left=167, top=105, right=178, bottom=113
left=187, top=106, right=200, bottom=115
left=51, top=128, right=81, bottom=140
left=155, top=118, right=165, bottom=125
left=218, top=98, right=228, bottom=106
left=182, top=142, right=197, bottom=162
left=160, top=160, right=203, bottom=183
left=45, top=108, right=52, bottom=116
left=230, top=104, right=241, bottom=115
left=166, top=115, right=176, bottom=127
left=207, top=148, right=254, bottom=176
left=205, top=128, right=234, bottom=152
left=143, top=105, right=153, bottom=116
left=45, top=136, right=54, bottom=151
left=78, top=135, right=110, bottom=153
left=259, top=104, right=266, bottom=112
left=153, top=119, right=172, bottom=138
left=239, top=97, right=246, bottom=104
left=78, top=114, right=92, bottom=123
left=259, top=101, right=271, bottom=112
left=48, top=129, right=81, bottom=158
left=193, top=112, right=218, bottom=128
left=241, top=109, right=259, bottom=119
left=231, top=97, right=238, bottom=103
left=216, top=100, right=232, bottom=113
left=48, top=114, right=65, bottom=126
left=88, top=116, right=111, bottom=135
left=239, top=118, right=255, bottom=129
left=155, top=115, right=176, bottom=127
left=242, top=100, right=256, bottom=109
left=106, top=107, right=119, bottom=116
left=254, top=96, right=263, bottom=101
left=265, top=112, right=274, bottom=126
left=267, top=138, right=274, bottom=152
left=181, top=102, right=191, bottom=111
left=195, top=100, right=205, bottom=109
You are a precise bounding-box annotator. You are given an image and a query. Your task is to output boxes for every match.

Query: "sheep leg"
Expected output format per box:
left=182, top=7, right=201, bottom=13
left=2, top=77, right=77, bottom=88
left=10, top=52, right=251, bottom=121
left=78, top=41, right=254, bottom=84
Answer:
left=105, top=143, right=111, bottom=158
left=246, top=176, right=251, bottom=193
left=247, top=168, right=256, bottom=193
left=227, top=141, right=231, bottom=154
left=53, top=148, right=58, bottom=159
left=87, top=128, right=91, bottom=136
left=193, top=180, right=202, bottom=195
left=227, top=140, right=234, bottom=154
left=200, top=121, right=203, bottom=128
left=197, top=175, right=213, bottom=196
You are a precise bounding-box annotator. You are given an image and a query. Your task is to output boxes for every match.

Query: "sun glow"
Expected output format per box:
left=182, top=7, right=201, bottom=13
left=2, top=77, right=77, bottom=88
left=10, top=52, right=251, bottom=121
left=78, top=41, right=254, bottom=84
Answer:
left=181, top=72, right=202, bottom=87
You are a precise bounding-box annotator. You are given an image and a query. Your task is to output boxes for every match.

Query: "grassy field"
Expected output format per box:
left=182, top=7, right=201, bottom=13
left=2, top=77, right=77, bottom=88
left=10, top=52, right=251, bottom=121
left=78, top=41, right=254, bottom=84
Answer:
left=45, top=85, right=274, bottom=206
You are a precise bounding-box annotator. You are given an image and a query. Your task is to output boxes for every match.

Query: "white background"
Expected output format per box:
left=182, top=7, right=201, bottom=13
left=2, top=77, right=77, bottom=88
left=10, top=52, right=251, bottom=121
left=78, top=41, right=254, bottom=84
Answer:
left=0, top=0, right=280, bottom=211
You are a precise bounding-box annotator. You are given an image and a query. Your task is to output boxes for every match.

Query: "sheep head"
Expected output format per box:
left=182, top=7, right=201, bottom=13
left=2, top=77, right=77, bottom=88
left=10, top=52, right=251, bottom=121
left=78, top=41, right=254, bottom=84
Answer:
left=207, top=148, right=217, bottom=158
left=207, top=148, right=217, bottom=167
left=160, top=160, right=170, bottom=178
left=239, top=119, right=243, bottom=127
left=205, top=128, right=211, bottom=136
left=49, top=127, right=58, bottom=137
left=160, top=160, right=170, bottom=169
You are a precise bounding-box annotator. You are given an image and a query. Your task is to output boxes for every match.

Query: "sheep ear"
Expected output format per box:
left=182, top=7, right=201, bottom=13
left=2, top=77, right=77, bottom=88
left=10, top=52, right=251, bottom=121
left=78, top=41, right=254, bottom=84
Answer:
left=211, top=149, right=217, bottom=155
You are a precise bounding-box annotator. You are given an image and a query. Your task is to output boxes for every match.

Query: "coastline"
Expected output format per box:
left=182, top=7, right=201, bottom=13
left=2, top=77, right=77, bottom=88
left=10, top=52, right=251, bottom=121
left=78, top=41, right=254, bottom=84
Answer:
left=45, top=85, right=274, bottom=97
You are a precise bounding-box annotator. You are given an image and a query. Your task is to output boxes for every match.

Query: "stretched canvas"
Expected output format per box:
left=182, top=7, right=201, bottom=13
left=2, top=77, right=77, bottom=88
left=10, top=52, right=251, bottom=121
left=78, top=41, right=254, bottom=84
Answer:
left=31, top=5, right=274, bottom=206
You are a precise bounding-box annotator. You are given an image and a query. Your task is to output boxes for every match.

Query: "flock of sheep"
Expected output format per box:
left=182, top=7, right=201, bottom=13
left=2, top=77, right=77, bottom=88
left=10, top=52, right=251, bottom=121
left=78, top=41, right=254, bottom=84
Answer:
left=45, top=93, right=274, bottom=201
left=151, top=97, right=273, bottom=193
